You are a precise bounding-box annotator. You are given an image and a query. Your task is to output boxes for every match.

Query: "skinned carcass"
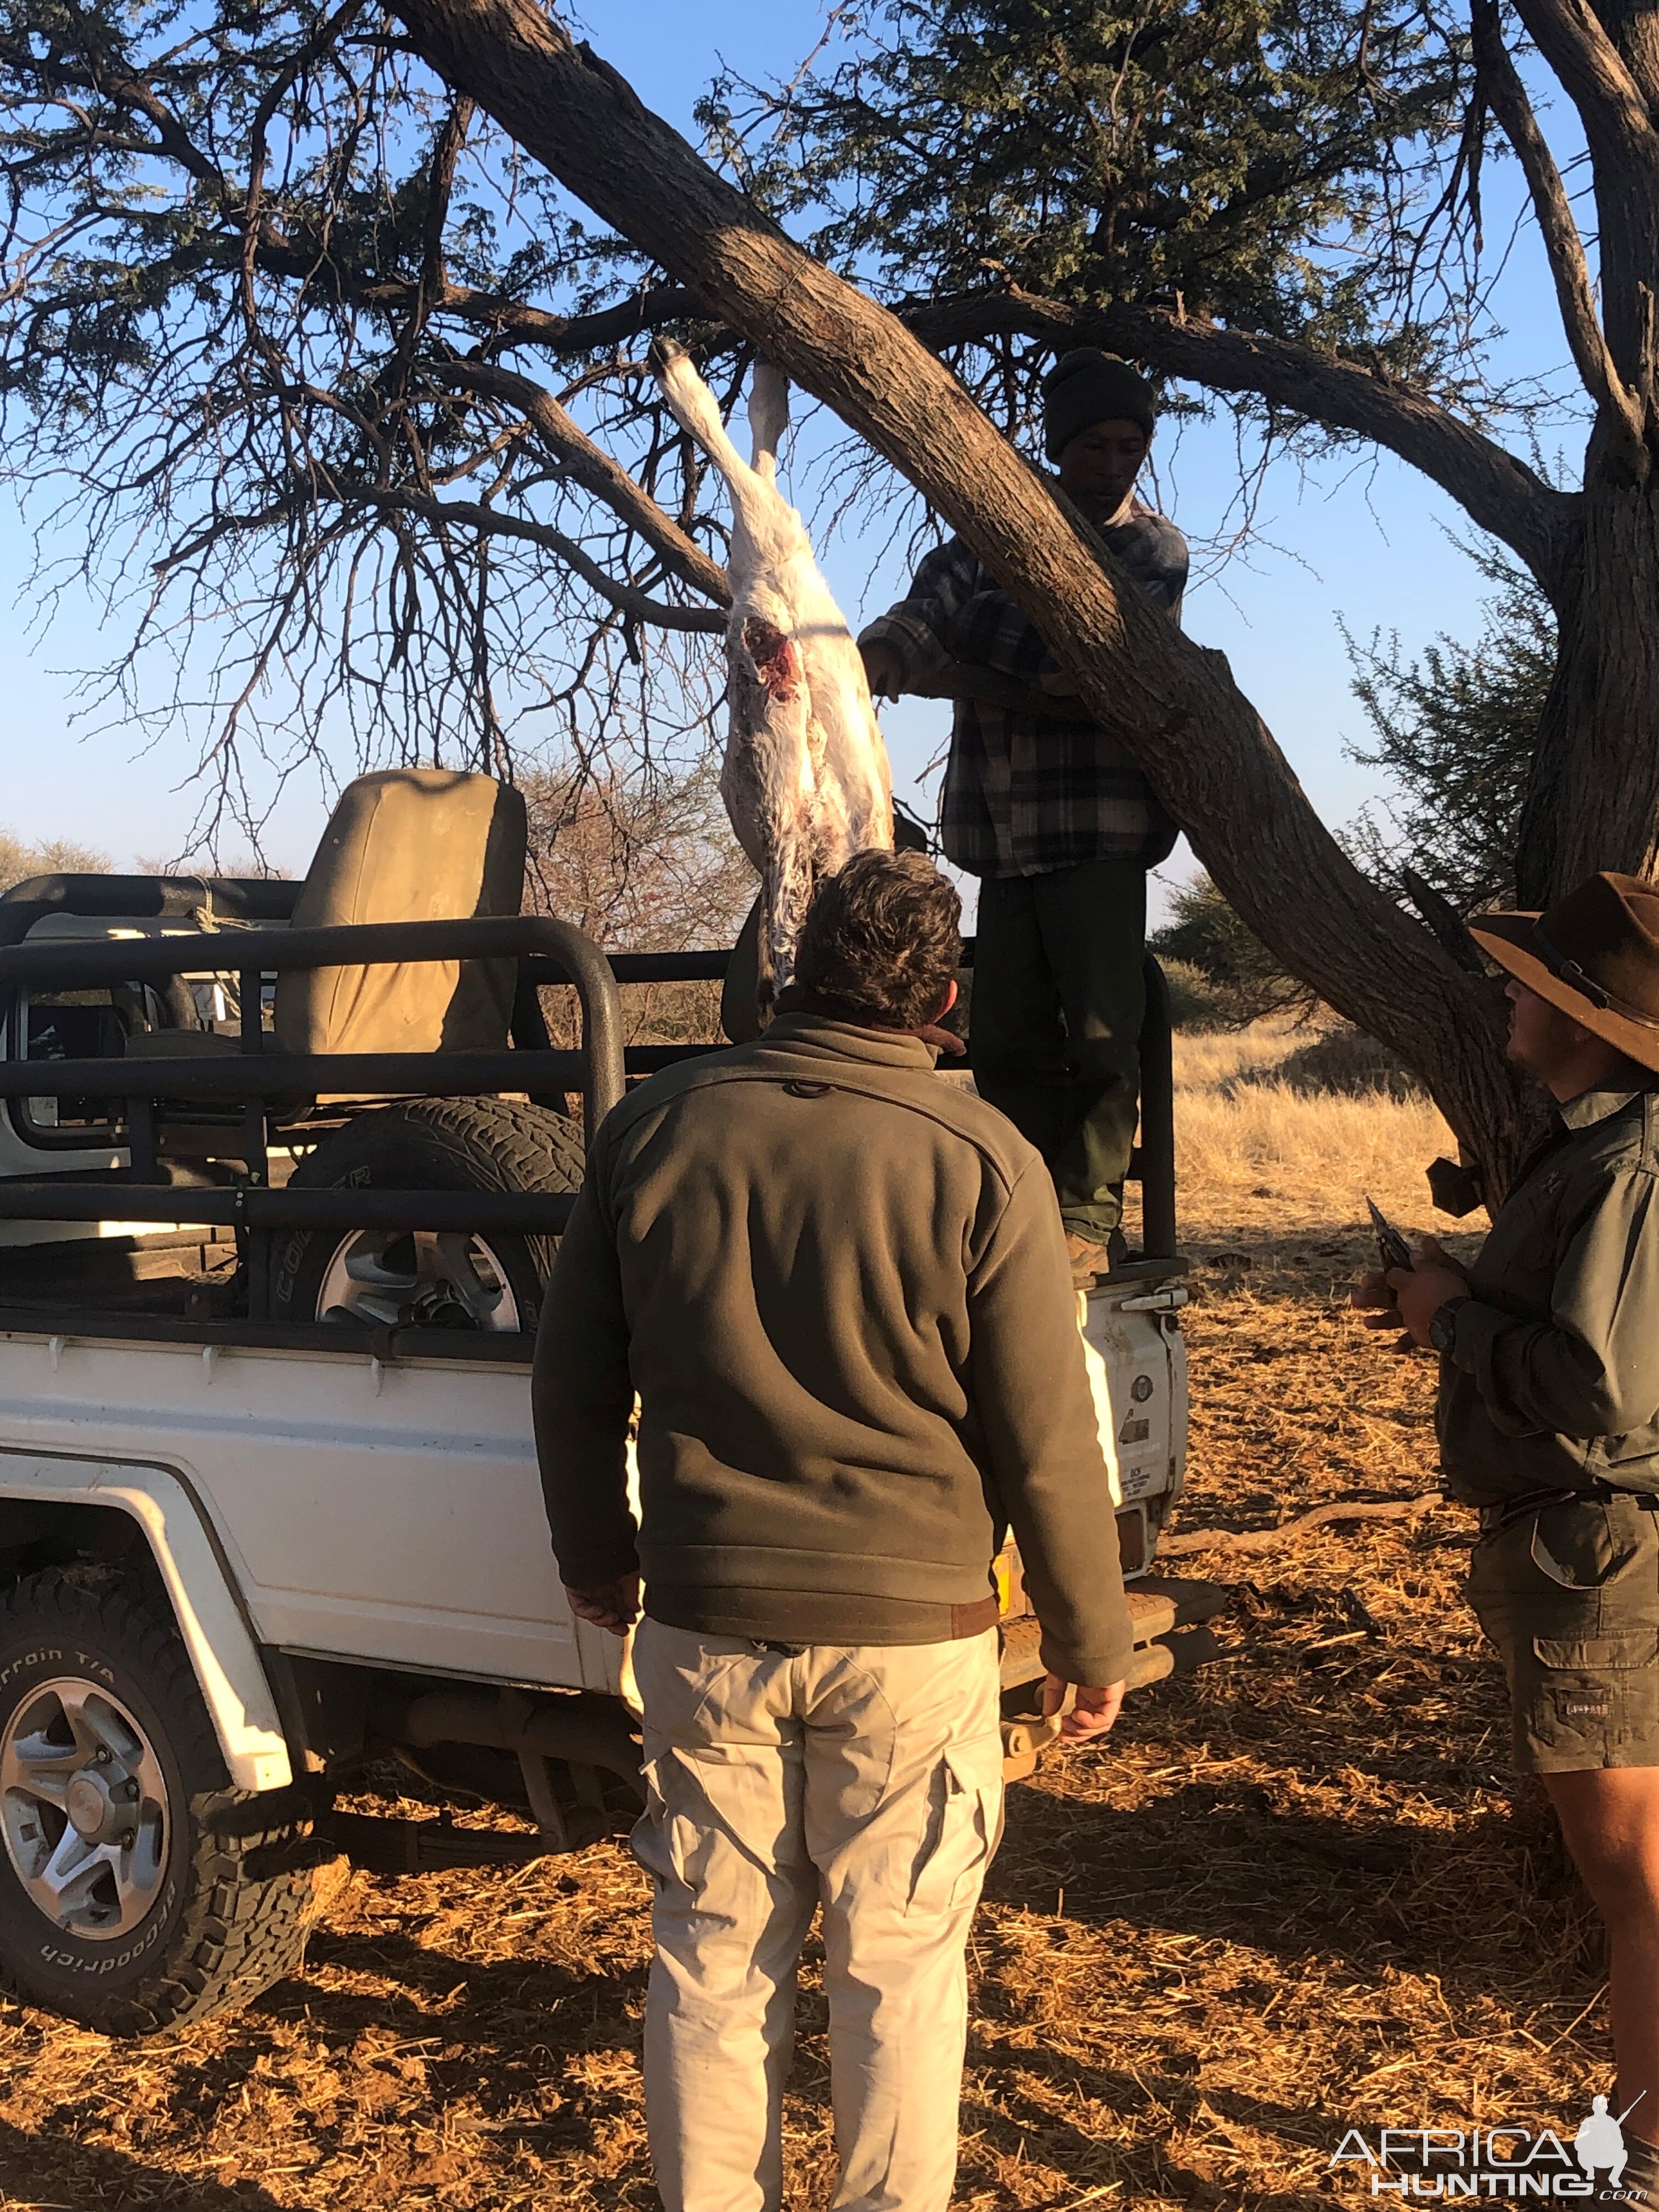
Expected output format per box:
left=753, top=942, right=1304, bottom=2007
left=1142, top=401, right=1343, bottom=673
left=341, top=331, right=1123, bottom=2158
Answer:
left=649, top=338, right=893, bottom=1015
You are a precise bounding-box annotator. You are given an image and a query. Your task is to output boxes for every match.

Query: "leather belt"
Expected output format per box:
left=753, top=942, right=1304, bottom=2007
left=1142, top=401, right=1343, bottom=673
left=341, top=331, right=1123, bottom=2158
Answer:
left=1478, top=1483, right=1659, bottom=1532
left=951, top=1595, right=1002, bottom=1638
left=753, top=1593, right=1002, bottom=1655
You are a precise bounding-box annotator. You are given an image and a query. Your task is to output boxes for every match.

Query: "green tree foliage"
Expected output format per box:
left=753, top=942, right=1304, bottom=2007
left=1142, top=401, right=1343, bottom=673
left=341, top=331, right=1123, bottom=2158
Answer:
left=703, top=1, right=1475, bottom=431
left=1343, top=551, right=1554, bottom=916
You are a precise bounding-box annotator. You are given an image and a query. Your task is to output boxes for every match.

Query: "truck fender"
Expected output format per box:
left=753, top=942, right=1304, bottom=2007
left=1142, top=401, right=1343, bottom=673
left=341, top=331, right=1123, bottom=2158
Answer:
left=0, top=1453, right=293, bottom=1793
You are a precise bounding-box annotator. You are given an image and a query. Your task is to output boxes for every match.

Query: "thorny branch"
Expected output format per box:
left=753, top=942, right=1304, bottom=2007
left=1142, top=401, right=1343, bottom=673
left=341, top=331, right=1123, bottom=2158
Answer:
left=0, top=0, right=1609, bottom=850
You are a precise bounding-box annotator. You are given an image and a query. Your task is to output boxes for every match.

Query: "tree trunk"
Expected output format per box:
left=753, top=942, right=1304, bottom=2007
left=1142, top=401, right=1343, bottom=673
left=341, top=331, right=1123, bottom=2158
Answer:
left=1517, top=447, right=1659, bottom=905
left=1509, top=4, right=1659, bottom=903
left=393, top=0, right=1534, bottom=1198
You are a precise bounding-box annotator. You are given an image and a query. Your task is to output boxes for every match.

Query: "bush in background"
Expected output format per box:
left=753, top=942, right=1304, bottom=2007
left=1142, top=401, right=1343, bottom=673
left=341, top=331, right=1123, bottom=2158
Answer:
left=1237, top=1024, right=1424, bottom=1101
left=1160, top=958, right=1238, bottom=1030
left=0, top=826, right=111, bottom=891
left=1150, top=874, right=1314, bottom=1028
left=522, top=759, right=754, bottom=1049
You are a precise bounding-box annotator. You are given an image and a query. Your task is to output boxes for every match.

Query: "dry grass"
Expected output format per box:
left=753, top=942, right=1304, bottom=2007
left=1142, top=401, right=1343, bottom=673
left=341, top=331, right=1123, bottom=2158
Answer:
left=0, top=1031, right=1610, bottom=2210
left=1163, top=1019, right=1466, bottom=1252
left=1173, top=1079, right=1454, bottom=1233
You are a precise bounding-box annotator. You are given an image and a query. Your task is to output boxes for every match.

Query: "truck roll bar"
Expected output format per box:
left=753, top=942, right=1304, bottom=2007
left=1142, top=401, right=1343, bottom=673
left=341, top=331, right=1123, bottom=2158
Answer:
left=0, top=912, right=625, bottom=1323
left=0, top=894, right=1177, bottom=1330
left=0, top=913, right=627, bottom=1137
left=0, top=873, right=301, bottom=945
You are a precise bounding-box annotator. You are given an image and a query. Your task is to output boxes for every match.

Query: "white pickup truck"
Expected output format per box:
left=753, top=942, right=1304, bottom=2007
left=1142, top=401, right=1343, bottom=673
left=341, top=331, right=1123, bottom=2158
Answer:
left=0, top=860, right=1216, bottom=2038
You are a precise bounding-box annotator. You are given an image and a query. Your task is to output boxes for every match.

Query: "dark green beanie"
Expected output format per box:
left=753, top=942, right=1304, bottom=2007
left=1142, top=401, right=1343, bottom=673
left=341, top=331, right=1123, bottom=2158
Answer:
left=1042, top=348, right=1155, bottom=460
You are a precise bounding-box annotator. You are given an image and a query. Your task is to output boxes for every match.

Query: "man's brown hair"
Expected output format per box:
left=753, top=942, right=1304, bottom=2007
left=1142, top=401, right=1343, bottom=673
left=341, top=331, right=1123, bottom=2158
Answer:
left=794, top=849, right=962, bottom=1029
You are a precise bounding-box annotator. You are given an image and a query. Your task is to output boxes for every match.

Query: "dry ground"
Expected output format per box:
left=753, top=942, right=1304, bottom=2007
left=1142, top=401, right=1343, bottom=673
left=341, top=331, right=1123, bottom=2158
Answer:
left=0, top=1033, right=1615, bottom=2210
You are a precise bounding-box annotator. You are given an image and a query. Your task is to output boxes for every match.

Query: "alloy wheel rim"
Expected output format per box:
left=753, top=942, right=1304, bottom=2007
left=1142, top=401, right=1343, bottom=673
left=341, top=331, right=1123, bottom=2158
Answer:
left=315, top=1227, right=521, bottom=1331
left=0, top=1678, right=170, bottom=1941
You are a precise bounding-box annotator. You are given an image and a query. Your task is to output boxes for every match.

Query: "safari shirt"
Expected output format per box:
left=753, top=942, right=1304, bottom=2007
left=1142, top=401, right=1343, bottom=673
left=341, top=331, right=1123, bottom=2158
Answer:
left=857, top=493, right=1188, bottom=880
left=1437, top=1082, right=1659, bottom=1505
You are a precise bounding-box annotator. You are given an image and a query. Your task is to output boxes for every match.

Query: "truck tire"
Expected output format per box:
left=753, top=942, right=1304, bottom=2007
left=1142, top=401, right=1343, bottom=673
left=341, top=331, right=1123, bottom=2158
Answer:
left=270, top=1096, right=586, bottom=1333
left=0, top=1568, right=321, bottom=2036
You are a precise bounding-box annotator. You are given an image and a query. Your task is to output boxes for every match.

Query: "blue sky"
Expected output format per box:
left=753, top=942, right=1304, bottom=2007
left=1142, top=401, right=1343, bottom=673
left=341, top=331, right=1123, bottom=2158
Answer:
left=0, top=2, right=1583, bottom=910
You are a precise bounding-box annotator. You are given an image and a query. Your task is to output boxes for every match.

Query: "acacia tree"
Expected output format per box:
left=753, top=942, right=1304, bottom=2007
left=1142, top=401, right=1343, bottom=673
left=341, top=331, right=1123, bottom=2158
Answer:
left=1346, top=552, right=1554, bottom=915
left=0, top=0, right=1648, bottom=1193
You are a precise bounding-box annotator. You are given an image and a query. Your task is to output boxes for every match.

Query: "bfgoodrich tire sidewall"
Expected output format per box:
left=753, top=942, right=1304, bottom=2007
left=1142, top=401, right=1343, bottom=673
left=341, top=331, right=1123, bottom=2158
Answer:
left=0, top=1623, right=196, bottom=2011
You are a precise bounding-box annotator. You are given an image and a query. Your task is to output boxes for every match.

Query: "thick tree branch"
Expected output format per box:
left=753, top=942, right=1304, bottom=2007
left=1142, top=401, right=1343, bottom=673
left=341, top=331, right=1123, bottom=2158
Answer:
left=390, top=0, right=1527, bottom=1188
left=1471, top=0, right=1646, bottom=454
left=1512, top=0, right=1659, bottom=176
left=432, top=358, right=730, bottom=603
left=905, top=286, right=1575, bottom=594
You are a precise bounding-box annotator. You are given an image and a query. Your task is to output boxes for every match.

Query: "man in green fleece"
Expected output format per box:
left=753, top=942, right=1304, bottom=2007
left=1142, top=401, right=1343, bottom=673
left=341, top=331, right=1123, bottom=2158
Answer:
left=533, top=849, right=1132, bottom=2212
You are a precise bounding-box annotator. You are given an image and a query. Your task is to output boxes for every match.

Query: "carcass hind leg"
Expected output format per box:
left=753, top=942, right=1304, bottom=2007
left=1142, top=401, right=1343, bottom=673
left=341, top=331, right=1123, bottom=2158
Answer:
left=749, top=363, right=789, bottom=487
left=650, top=337, right=784, bottom=554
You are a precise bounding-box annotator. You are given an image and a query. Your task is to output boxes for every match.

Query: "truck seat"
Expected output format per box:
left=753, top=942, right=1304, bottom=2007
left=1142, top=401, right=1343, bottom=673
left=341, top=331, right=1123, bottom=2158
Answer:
left=120, top=773, right=527, bottom=1069
left=273, top=770, right=527, bottom=1058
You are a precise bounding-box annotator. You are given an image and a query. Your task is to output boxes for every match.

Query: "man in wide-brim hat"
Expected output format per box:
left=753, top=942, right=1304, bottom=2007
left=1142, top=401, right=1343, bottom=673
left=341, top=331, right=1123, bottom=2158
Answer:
left=1356, top=870, right=1659, bottom=2191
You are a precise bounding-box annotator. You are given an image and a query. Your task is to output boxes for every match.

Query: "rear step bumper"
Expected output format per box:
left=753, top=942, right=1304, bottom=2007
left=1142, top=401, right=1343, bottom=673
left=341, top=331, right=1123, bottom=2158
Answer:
left=998, top=1574, right=1229, bottom=1780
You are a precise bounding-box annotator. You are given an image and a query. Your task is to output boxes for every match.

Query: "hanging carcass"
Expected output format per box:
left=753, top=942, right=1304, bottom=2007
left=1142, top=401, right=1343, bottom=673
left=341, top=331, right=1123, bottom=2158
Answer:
left=649, top=339, right=894, bottom=1017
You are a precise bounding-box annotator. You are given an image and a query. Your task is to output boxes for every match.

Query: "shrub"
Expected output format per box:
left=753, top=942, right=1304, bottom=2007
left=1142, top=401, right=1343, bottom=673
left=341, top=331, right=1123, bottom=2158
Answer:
left=1231, top=1023, right=1424, bottom=1101
left=1160, top=958, right=1235, bottom=1030
left=1149, top=874, right=1314, bottom=1027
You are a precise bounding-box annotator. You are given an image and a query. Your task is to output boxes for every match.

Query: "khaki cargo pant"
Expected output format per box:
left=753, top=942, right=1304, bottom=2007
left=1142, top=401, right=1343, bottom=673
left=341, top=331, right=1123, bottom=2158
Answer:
left=1466, top=1492, right=1659, bottom=1772
left=629, top=1617, right=1005, bottom=2212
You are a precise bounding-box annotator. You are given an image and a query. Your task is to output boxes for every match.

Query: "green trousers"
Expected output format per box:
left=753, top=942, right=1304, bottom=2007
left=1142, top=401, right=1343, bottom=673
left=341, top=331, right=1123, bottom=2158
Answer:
left=970, top=858, right=1146, bottom=1242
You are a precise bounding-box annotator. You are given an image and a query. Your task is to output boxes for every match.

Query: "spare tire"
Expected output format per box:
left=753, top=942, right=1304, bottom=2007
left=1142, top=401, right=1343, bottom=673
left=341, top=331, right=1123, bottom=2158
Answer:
left=269, top=1096, right=585, bottom=1333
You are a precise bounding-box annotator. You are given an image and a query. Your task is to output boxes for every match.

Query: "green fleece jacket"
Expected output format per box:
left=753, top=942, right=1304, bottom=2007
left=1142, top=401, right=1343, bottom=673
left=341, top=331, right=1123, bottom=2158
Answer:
left=531, top=1013, right=1133, bottom=1686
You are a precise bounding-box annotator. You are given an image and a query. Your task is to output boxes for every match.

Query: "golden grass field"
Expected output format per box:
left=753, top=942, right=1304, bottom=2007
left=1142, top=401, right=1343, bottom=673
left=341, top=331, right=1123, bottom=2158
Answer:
left=0, top=1029, right=1614, bottom=2212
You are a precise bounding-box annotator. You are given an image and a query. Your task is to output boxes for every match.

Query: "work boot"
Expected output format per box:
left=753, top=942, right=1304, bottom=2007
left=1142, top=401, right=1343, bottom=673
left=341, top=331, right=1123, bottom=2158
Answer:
left=1066, top=1231, right=1110, bottom=1288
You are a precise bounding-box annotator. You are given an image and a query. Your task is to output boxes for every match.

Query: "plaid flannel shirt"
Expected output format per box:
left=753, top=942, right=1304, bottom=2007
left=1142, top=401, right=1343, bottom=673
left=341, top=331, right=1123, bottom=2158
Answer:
left=859, top=495, right=1188, bottom=878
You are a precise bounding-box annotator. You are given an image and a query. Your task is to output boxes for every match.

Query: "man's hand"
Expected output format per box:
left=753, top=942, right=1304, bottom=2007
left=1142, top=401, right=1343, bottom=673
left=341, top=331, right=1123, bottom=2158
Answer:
left=564, top=1573, right=641, bottom=1637
left=1351, top=1266, right=1404, bottom=1330
left=1387, top=1235, right=1470, bottom=1347
left=860, top=639, right=904, bottom=702
left=1043, top=1673, right=1126, bottom=1741
left=1352, top=1235, right=1469, bottom=1349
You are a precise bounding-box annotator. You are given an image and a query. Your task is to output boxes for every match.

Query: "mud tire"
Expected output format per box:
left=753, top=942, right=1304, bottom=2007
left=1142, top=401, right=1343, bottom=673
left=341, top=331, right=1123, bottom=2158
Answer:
left=0, top=1568, right=321, bottom=2036
left=269, top=1096, right=586, bottom=1331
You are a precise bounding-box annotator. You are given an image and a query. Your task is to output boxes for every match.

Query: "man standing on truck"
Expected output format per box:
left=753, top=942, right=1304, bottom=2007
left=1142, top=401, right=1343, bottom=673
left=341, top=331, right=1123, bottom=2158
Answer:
left=1355, top=870, right=1659, bottom=2204
left=533, top=848, right=1134, bottom=2212
left=858, top=347, right=1188, bottom=1286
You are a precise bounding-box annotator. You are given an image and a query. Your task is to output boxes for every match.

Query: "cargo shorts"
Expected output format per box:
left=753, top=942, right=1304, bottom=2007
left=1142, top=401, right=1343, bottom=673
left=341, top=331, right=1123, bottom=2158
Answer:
left=1466, top=1492, right=1659, bottom=1773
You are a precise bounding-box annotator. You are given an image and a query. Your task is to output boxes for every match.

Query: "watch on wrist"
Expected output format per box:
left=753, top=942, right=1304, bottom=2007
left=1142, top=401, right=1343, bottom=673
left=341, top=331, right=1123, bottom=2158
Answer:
left=1428, top=1296, right=1470, bottom=1353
